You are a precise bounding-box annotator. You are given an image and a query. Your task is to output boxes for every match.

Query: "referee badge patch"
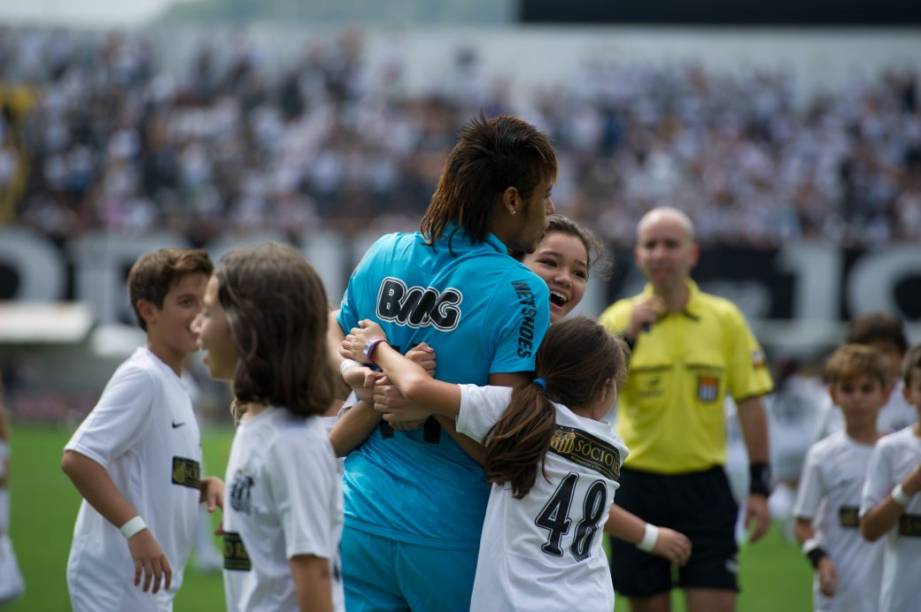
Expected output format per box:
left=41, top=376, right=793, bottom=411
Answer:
left=696, top=375, right=719, bottom=402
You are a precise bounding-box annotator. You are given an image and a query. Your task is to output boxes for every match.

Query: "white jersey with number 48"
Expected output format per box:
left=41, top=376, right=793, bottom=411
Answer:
left=457, top=385, right=628, bottom=612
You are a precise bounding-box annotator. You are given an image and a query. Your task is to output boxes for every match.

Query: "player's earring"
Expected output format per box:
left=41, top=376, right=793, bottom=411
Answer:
left=511, top=208, right=517, bottom=215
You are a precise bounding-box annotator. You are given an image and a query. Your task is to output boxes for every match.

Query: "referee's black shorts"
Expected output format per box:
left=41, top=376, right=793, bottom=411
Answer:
left=609, top=465, right=740, bottom=597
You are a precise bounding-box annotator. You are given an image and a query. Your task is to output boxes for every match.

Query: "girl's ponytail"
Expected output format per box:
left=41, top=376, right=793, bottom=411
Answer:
left=484, top=382, right=556, bottom=499
left=482, top=317, right=629, bottom=500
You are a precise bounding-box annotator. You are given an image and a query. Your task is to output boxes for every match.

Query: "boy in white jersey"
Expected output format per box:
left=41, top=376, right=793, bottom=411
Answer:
left=61, top=249, right=224, bottom=612
left=816, top=313, right=916, bottom=439
left=860, top=343, right=921, bottom=612
left=793, top=345, right=887, bottom=612
left=342, top=316, right=691, bottom=612
left=194, top=243, right=344, bottom=612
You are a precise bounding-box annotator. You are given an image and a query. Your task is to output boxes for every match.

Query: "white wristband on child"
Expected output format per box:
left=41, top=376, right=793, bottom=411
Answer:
left=339, top=359, right=362, bottom=376
left=892, top=483, right=913, bottom=507
left=801, top=537, right=821, bottom=555
left=120, top=516, right=147, bottom=539
left=637, top=523, right=659, bottom=552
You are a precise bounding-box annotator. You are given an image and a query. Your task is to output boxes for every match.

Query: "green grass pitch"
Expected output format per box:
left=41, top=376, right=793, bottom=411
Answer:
left=6, top=424, right=812, bottom=611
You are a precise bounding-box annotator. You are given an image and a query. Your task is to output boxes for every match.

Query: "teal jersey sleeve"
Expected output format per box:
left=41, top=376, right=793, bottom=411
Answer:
left=487, top=269, right=550, bottom=375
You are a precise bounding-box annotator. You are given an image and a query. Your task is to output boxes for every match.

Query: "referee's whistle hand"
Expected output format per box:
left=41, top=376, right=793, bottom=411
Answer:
left=627, top=297, right=665, bottom=337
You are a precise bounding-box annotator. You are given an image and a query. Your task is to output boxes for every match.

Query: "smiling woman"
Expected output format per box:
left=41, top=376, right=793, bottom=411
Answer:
left=522, top=215, right=607, bottom=323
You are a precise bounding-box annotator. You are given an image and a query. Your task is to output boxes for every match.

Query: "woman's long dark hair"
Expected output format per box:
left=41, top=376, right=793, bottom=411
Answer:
left=484, top=317, right=628, bottom=498
left=215, top=243, right=334, bottom=417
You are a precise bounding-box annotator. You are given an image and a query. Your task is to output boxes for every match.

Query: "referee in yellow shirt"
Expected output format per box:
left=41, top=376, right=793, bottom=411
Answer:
left=600, top=207, right=773, bottom=612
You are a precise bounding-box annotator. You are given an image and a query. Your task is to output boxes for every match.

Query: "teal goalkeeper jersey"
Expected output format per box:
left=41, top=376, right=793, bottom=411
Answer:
left=337, top=225, right=550, bottom=548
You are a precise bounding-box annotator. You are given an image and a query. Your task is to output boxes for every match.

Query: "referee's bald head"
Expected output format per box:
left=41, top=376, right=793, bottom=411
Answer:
left=636, top=207, right=695, bottom=244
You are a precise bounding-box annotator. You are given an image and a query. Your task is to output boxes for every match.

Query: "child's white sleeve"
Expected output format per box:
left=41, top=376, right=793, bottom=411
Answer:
left=456, top=385, right=514, bottom=443
left=861, top=442, right=894, bottom=517
left=64, top=365, right=154, bottom=467
left=793, top=445, right=824, bottom=521
left=267, top=433, right=339, bottom=561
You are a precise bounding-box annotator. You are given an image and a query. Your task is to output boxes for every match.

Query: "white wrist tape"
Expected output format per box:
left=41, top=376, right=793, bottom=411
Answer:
left=802, top=537, right=821, bottom=555
left=892, top=483, right=912, bottom=507
left=120, top=516, right=147, bottom=539
left=339, top=359, right=362, bottom=376
left=637, top=523, right=659, bottom=552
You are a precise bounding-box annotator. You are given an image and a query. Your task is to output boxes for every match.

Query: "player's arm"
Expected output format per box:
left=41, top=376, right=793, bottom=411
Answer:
left=861, top=463, right=921, bottom=541
left=289, top=554, right=334, bottom=612
left=329, top=399, right=380, bottom=457
left=341, top=321, right=460, bottom=419
left=370, top=344, right=460, bottom=419
left=328, top=363, right=382, bottom=458
left=329, top=343, right=438, bottom=455
left=736, top=394, right=771, bottom=543
left=603, top=505, right=691, bottom=565
left=327, top=309, right=353, bottom=401
left=61, top=450, right=172, bottom=593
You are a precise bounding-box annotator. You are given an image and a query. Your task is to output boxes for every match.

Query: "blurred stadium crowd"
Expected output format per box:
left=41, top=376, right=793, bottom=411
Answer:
left=0, top=26, right=920, bottom=246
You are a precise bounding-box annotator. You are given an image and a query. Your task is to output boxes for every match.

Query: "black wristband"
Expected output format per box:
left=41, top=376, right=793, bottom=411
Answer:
left=749, top=462, right=771, bottom=496
left=806, top=546, right=828, bottom=569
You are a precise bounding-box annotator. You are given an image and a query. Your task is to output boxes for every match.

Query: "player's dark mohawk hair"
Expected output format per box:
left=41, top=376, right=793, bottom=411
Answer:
left=421, top=114, right=556, bottom=246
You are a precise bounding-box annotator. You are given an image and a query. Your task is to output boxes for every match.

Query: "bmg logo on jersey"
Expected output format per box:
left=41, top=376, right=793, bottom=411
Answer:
left=229, top=471, right=254, bottom=515
left=376, top=277, right=463, bottom=330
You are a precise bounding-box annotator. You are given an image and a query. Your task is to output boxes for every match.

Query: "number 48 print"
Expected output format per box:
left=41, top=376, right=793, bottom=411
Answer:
left=535, top=473, right=608, bottom=561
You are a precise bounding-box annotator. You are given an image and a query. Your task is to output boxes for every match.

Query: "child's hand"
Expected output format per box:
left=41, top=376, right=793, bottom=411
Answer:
left=199, top=476, right=224, bottom=512
left=374, top=376, right=431, bottom=423
left=651, top=527, right=692, bottom=566
left=901, top=463, right=921, bottom=496
left=340, top=320, right=387, bottom=363
left=354, top=371, right=384, bottom=403
left=406, top=342, right=436, bottom=376
left=128, top=529, right=172, bottom=594
left=341, top=363, right=371, bottom=396
left=817, top=556, right=838, bottom=597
